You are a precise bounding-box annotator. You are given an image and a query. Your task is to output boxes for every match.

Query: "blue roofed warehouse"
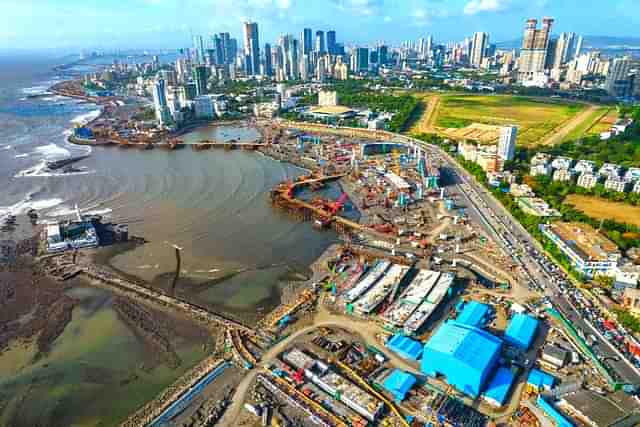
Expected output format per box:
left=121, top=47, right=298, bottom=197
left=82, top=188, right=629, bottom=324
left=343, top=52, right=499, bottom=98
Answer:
left=382, top=369, right=417, bottom=401
left=505, top=313, right=539, bottom=350
left=482, top=366, right=515, bottom=407
left=386, top=334, right=423, bottom=360
left=456, top=301, right=493, bottom=328
left=421, top=321, right=502, bottom=397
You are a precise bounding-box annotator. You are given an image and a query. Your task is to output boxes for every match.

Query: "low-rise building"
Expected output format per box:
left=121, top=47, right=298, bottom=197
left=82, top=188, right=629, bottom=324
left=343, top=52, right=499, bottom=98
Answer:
left=531, top=152, right=551, bottom=166
left=604, top=177, right=630, bottom=193
left=634, top=181, right=640, bottom=194
left=623, top=288, right=640, bottom=316
left=599, top=163, right=622, bottom=179
left=552, top=168, right=576, bottom=183
left=510, top=183, right=535, bottom=197
left=517, top=197, right=561, bottom=217
left=551, top=156, right=573, bottom=171
left=624, top=167, right=640, bottom=182
left=540, top=344, right=569, bottom=369
left=574, top=160, right=597, bottom=175
left=540, top=222, right=621, bottom=278
left=530, top=163, right=552, bottom=177
left=577, top=173, right=600, bottom=189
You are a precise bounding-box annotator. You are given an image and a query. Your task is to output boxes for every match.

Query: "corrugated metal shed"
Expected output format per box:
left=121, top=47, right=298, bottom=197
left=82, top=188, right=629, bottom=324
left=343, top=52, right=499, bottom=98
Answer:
left=537, top=395, right=574, bottom=427
left=527, top=369, right=555, bottom=392
left=421, top=321, right=502, bottom=397
left=505, top=313, right=539, bottom=350
left=457, top=301, right=492, bottom=328
left=382, top=369, right=417, bottom=401
left=482, top=366, right=514, bottom=407
left=386, top=334, right=423, bottom=360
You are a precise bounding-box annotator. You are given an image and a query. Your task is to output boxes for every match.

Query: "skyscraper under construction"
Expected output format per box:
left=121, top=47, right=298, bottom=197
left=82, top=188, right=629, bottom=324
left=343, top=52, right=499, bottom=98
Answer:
left=518, top=17, right=554, bottom=81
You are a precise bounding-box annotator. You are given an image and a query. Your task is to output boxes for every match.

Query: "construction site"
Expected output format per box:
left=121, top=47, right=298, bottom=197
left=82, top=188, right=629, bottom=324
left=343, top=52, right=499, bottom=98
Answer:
left=19, top=115, right=640, bottom=427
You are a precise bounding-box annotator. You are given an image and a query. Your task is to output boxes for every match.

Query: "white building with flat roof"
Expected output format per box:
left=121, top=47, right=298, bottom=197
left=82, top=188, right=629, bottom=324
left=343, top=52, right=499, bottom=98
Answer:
left=577, top=173, right=600, bottom=189
left=604, top=177, right=630, bottom=193
left=551, top=156, right=573, bottom=171
left=574, top=160, right=596, bottom=175
left=599, top=163, right=622, bottom=179
left=552, top=168, right=575, bottom=183
left=318, top=90, right=339, bottom=107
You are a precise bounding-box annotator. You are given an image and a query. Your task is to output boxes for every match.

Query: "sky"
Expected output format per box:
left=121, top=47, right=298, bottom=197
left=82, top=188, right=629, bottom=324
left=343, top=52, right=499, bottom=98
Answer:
left=1, top=0, right=639, bottom=52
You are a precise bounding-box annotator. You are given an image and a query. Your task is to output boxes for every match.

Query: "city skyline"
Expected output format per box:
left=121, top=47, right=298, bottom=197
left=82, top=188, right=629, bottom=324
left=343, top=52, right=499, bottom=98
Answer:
left=2, top=0, right=639, bottom=52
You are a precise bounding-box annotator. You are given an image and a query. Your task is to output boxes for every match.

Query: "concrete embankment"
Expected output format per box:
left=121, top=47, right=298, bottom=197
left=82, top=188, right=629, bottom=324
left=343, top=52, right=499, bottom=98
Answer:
left=79, top=265, right=255, bottom=334
left=121, top=357, right=227, bottom=427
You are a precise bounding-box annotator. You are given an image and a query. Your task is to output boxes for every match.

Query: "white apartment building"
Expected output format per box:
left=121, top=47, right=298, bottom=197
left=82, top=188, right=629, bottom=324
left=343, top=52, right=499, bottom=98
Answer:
left=577, top=173, right=599, bottom=189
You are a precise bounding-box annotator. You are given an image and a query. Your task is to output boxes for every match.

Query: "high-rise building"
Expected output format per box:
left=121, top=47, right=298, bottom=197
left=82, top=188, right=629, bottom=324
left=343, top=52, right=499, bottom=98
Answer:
left=470, top=32, right=488, bottom=68
left=355, top=47, right=369, bottom=72
left=378, top=45, right=388, bottom=65
left=315, top=30, right=325, bottom=54
left=212, top=35, right=224, bottom=65
left=498, top=126, right=518, bottom=161
left=193, top=65, right=208, bottom=96
left=519, top=17, right=554, bottom=79
left=152, top=78, right=171, bottom=126
left=327, top=31, right=337, bottom=55
left=574, top=35, right=583, bottom=59
left=219, top=33, right=231, bottom=64
left=300, top=54, right=310, bottom=81
left=193, top=35, right=206, bottom=64
left=302, top=28, right=313, bottom=55
left=264, top=43, right=273, bottom=77
left=605, top=56, right=635, bottom=98
left=243, top=21, right=260, bottom=75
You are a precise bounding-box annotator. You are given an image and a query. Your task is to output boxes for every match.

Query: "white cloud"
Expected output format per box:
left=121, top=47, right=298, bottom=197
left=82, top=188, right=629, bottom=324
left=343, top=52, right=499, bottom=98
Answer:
left=383, top=15, right=392, bottom=22
left=463, top=0, right=510, bottom=15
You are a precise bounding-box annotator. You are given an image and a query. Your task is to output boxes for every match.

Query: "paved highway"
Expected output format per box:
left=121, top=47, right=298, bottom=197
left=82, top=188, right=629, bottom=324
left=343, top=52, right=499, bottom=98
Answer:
left=404, top=137, right=640, bottom=386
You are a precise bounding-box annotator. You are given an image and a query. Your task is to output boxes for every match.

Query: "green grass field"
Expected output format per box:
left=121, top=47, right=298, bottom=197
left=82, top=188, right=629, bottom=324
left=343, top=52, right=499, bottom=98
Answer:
left=433, top=94, right=584, bottom=146
left=561, top=107, right=610, bottom=143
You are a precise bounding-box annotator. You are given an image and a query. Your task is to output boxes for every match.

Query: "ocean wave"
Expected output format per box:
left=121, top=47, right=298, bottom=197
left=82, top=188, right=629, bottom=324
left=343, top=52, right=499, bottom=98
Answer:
left=47, top=205, right=113, bottom=218
left=35, top=143, right=71, bottom=158
left=1, top=145, right=12, bottom=151
left=14, top=153, right=29, bottom=158
left=14, top=160, right=96, bottom=178
left=0, top=193, right=64, bottom=221
left=21, top=85, right=50, bottom=96
left=71, top=109, right=102, bottom=125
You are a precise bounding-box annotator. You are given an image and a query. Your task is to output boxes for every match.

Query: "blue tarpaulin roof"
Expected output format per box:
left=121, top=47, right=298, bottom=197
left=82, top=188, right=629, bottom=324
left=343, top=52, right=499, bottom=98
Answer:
left=382, top=369, right=417, bottom=401
left=387, top=334, right=423, bottom=360
left=528, top=369, right=555, bottom=391
left=537, top=395, right=574, bottom=427
left=505, top=313, right=539, bottom=350
left=457, top=301, right=492, bottom=328
left=482, top=366, right=515, bottom=406
left=421, top=321, right=502, bottom=397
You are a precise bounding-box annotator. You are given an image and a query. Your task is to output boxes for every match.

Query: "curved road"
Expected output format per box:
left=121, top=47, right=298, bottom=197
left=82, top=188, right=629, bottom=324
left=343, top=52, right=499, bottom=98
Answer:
left=218, top=309, right=421, bottom=427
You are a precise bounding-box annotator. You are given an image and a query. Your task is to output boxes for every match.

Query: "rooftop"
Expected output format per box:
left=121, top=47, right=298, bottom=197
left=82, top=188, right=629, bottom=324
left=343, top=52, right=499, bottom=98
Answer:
left=382, top=369, right=417, bottom=401
left=309, top=105, right=356, bottom=116
left=483, top=366, right=515, bottom=406
left=546, top=222, right=620, bottom=261
left=457, top=301, right=492, bottom=328
left=386, top=334, right=423, bottom=361
left=561, top=389, right=640, bottom=427
left=504, top=313, right=539, bottom=350
left=425, top=321, right=502, bottom=373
